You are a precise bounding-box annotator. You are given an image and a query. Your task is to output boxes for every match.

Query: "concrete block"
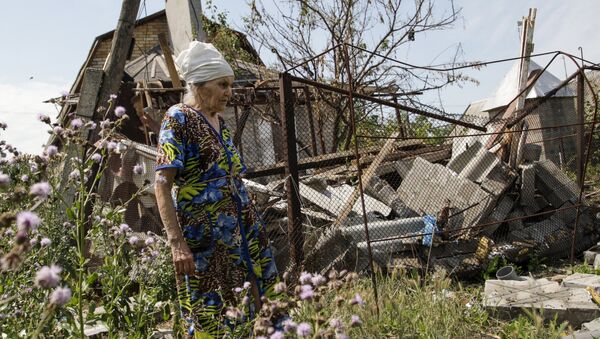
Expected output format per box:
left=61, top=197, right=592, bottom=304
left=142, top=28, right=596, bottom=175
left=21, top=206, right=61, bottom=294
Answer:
left=447, top=141, right=501, bottom=183
left=535, top=160, right=580, bottom=207
left=393, top=158, right=415, bottom=179
left=522, top=143, right=542, bottom=162
left=341, top=217, right=424, bottom=242
left=484, top=278, right=600, bottom=327
left=594, top=255, right=600, bottom=271
left=480, top=164, right=516, bottom=196
left=520, top=164, right=536, bottom=209
left=481, top=196, right=515, bottom=236
left=299, top=183, right=391, bottom=218
left=584, top=251, right=600, bottom=265
left=507, top=209, right=525, bottom=231
left=562, top=273, right=600, bottom=289
left=367, top=176, right=413, bottom=217
left=397, top=157, right=495, bottom=232
left=356, top=238, right=417, bottom=253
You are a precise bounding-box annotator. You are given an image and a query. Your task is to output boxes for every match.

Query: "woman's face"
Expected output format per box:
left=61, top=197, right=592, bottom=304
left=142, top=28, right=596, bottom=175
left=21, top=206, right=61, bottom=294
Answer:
left=196, top=76, right=234, bottom=114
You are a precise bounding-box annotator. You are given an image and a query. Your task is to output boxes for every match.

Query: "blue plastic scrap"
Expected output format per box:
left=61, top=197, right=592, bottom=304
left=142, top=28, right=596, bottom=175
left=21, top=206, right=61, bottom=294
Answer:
left=421, top=215, right=438, bottom=246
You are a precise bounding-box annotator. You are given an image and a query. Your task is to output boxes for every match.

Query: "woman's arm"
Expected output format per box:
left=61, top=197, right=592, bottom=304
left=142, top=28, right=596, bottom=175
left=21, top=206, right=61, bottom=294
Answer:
left=155, top=168, right=195, bottom=276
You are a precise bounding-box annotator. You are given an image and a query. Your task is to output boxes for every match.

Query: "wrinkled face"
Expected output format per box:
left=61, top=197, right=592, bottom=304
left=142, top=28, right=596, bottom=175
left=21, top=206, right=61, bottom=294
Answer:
left=196, top=76, right=234, bottom=113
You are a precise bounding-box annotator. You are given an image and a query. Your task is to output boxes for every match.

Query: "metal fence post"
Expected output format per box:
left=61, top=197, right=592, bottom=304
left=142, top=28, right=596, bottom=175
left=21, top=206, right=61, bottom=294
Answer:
left=279, top=72, right=305, bottom=269
left=576, top=71, right=585, bottom=186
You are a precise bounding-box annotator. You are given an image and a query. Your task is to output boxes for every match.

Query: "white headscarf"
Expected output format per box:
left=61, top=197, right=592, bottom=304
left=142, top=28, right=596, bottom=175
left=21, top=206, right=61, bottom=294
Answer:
left=175, top=41, right=234, bottom=84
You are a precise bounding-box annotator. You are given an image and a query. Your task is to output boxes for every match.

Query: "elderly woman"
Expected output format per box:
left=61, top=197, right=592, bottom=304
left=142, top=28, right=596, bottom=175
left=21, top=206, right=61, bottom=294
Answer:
left=155, top=41, right=278, bottom=337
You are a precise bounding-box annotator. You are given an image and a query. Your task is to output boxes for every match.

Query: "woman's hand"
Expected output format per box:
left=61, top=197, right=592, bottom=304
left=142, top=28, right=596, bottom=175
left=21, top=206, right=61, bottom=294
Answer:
left=170, top=238, right=195, bottom=276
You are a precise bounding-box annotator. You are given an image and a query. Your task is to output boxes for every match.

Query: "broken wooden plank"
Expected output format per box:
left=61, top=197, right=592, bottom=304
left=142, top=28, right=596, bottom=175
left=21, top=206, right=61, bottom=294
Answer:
left=158, top=33, right=183, bottom=88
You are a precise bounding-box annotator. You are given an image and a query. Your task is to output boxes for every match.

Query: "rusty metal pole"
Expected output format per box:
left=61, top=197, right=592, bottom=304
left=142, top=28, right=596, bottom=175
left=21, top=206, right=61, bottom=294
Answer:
left=392, top=96, right=406, bottom=138
left=341, top=43, right=380, bottom=316
left=279, top=72, right=304, bottom=270
left=576, top=72, right=585, bottom=186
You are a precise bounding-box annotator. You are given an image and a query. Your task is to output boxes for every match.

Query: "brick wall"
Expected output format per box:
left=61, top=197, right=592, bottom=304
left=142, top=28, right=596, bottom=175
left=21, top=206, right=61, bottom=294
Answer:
left=88, top=15, right=170, bottom=70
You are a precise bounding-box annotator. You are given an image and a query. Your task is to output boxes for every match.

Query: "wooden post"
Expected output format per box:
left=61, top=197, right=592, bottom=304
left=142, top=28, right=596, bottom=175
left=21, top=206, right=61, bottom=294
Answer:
left=509, top=8, right=536, bottom=168
left=158, top=33, right=183, bottom=89
left=392, top=96, right=406, bottom=138
left=280, top=72, right=304, bottom=268
left=576, top=72, right=585, bottom=186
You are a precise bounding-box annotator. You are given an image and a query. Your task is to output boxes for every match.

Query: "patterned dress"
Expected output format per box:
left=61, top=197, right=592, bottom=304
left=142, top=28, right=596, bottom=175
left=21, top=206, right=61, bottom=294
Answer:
left=156, top=104, right=278, bottom=337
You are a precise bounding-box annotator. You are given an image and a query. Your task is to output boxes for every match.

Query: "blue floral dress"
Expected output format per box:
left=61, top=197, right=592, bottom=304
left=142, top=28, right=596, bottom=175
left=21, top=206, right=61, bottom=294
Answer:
left=156, top=104, right=278, bottom=337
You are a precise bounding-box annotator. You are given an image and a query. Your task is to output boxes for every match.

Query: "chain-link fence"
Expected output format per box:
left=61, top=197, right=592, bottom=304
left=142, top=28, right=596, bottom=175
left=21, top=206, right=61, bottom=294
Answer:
left=92, top=48, right=600, bottom=286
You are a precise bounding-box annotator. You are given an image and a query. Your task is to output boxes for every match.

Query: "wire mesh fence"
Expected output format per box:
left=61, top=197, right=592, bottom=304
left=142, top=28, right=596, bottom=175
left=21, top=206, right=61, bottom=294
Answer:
left=92, top=48, right=600, bottom=286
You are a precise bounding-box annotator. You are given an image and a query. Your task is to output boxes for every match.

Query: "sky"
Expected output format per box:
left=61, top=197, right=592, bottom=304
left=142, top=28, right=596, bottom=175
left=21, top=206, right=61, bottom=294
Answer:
left=0, top=0, right=598, bottom=155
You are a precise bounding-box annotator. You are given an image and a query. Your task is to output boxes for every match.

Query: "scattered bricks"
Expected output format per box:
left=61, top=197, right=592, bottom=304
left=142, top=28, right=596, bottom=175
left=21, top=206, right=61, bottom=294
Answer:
left=484, top=278, right=600, bottom=328
left=447, top=141, right=501, bottom=183
left=535, top=160, right=580, bottom=207
left=481, top=195, right=514, bottom=236
left=520, top=164, right=536, bottom=209
left=366, top=176, right=412, bottom=217
left=480, top=163, right=516, bottom=196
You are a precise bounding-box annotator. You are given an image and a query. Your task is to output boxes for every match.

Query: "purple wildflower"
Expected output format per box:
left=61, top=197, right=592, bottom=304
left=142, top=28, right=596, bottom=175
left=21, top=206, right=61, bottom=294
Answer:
left=243, top=281, right=251, bottom=289
left=350, top=314, right=362, bottom=327
left=299, top=272, right=312, bottom=285
left=29, top=238, right=38, bottom=246
left=350, top=293, right=365, bottom=306
left=109, top=94, right=117, bottom=101
left=29, top=182, right=52, bottom=199
left=144, top=237, right=155, bottom=246
left=40, top=237, right=52, bottom=247
left=85, top=121, right=97, bottom=130
left=299, top=284, right=314, bottom=300
left=37, top=113, right=50, bottom=124
left=329, top=317, right=344, bottom=331
left=283, top=320, right=297, bottom=333
left=224, top=306, right=244, bottom=320
left=128, top=236, right=139, bottom=246
left=49, top=286, right=71, bottom=306
left=0, top=173, right=9, bottom=187
left=336, top=334, right=350, bottom=339
left=106, top=141, right=117, bottom=152
left=35, top=265, right=61, bottom=288
left=52, top=126, right=64, bottom=135
left=274, top=282, right=287, bottom=294
left=114, top=106, right=126, bottom=118
left=133, top=164, right=143, bottom=175
left=269, top=332, right=284, bottom=339
left=119, top=223, right=130, bottom=233
left=20, top=175, right=29, bottom=182
left=70, top=118, right=83, bottom=129
left=16, top=211, right=41, bottom=231
left=296, top=322, right=312, bottom=337
left=45, top=145, right=58, bottom=157
left=241, top=296, right=250, bottom=306
left=234, top=287, right=243, bottom=293
left=90, top=153, right=102, bottom=163
left=311, top=274, right=326, bottom=286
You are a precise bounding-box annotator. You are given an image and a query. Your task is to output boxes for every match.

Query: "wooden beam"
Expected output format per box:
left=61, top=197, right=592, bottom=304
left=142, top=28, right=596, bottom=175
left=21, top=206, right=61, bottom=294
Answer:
left=158, top=33, right=183, bottom=88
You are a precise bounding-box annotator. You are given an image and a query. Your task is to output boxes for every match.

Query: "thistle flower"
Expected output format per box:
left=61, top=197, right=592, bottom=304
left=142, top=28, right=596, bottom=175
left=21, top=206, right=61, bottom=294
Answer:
left=243, top=281, right=251, bottom=289
left=29, top=182, right=52, bottom=199
left=70, top=118, right=83, bottom=129
left=106, top=141, right=117, bottom=152
left=299, top=272, right=312, bottom=285
left=350, top=314, right=362, bottom=327
left=0, top=173, right=9, bottom=187
left=85, top=121, right=97, bottom=130
left=16, top=211, right=41, bottom=231
left=119, top=223, right=130, bottom=233
left=35, top=265, right=61, bottom=288
left=30, top=238, right=38, bottom=246
left=49, top=286, right=71, bottom=306
left=329, top=317, right=344, bottom=331
left=311, top=274, right=327, bottom=287
left=114, top=106, right=126, bottom=118
left=100, top=119, right=111, bottom=130
left=296, top=323, right=312, bottom=337
left=269, top=332, right=284, bottom=339
left=68, top=170, right=80, bottom=181
left=128, top=236, right=139, bottom=246
left=20, top=175, right=29, bottom=182
left=45, top=145, right=58, bottom=157
left=283, top=319, right=297, bottom=333
left=133, top=164, right=143, bottom=175
left=37, top=113, right=51, bottom=124
left=144, top=237, right=155, bottom=246
left=52, top=126, right=64, bottom=135
left=350, top=293, right=365, bottom=306
left=299, top=285, right=314, bottom=300
left=90, top=153, right=102, bottom=163
left=40, top=237, right=51, bottom=247
left=109, top=94, right=117, bottom=101
left=274, top=282, right=287, bottom=294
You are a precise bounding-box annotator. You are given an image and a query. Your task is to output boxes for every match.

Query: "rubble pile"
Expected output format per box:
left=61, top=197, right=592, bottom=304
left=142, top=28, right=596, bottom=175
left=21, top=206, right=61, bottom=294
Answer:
left=246, top=139, right=599, bottom=277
